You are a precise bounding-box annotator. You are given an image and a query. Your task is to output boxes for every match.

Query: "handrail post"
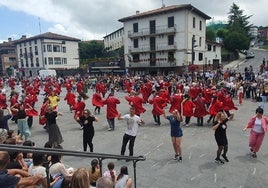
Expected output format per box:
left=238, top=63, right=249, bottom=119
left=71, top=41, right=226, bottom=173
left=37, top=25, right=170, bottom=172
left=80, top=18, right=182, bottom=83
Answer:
left=133, top=160, right=137, bottom=188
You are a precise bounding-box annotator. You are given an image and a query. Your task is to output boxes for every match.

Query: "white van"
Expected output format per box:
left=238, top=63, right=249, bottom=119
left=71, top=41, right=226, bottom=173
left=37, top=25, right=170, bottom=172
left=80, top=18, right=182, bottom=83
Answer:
left=39, top=69, right=57, bottom=80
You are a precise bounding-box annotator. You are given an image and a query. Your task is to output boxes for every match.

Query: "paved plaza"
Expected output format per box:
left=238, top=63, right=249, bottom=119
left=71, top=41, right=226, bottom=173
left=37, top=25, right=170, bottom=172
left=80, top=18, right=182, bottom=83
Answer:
left=6, top=86, right=268, bottom=188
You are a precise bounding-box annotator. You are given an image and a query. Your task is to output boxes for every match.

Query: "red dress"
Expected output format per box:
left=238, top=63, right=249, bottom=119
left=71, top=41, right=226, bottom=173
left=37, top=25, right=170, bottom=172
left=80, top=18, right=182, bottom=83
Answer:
left=125, top=95, right=146, bottom=115
left=193, top=96, right=208, bottom=117
left=72, top=101, right=86, bottom=121
left=92, top=92, right=104, bottom=107
left=182, top=99, right=196, bottom=117
left=103, top=95, right=120, bottom=119
left=149, top=95, right=165, bottom=115
left=169, top=93, right=183, bottom=113
left=64, top=92, right=76, bottom=107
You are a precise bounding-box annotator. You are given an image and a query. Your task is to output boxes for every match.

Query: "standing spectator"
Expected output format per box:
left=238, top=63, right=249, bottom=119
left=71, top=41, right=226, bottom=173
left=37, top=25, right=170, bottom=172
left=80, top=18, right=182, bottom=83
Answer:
left=103, top=90, right=120, bottom=131
left=118, top=107, right=144, bottom=160
left=237, top=84, right=244, bottom=105
left=212, top=111, right=232, bottom=164
left=0, top=107, right=12, bottom=130
left=163, top=109, right=183, bottom=161
left=80, top=109, right=98, bottom=152
left=115, top=166, right=132, bottom=188
left=103, top=162, right=117, bottom=183
left=88, top=159, right=101, bottom=187
left=243, top=107, right=268, bottom=158
left=44, top=105, right=63, bottom=147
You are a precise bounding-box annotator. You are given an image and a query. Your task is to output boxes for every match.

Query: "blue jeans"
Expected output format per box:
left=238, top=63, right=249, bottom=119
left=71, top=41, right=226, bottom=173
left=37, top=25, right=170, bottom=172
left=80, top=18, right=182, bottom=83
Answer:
left=260, top=96, right=267, bottom=109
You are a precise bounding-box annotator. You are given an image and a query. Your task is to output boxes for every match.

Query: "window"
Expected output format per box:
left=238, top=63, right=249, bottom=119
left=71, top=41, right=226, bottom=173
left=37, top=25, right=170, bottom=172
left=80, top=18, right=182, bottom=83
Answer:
left=150, top=20, right=156, bottom=34
left=199, top=53, right=203, bottom=61
left=150, top=37, right=155, bottom=51
left=199, top=37, right=202, bottom=46
left=34, top=40, right=37, bottom=44
left=193, top=17, right=196, bottom=28
left=47, top=45, right=52, bottom=52
left=21, top=59, right=24, bottom=67
left=44, top=58, right=47, bottom=65
left=35, top=46, right=38, bottom=55
left=48, top=57, right=53, bottom=65
left=43, top=45, right=46, bottom=52
left=133, top=23, right=138, bottom=33
left=54, top=57, right=61, bottom=64
left=62, top=41, right=65, bottom=44
left=207, top=44, right=212, bottom=51
left=168, top=52, right=174, bottom=62
left=53, top=45, right=61, bottom=52
left=168, top=35, right=174, bottom=45
left=62, top=58, right=67, bottom=64
left=132, top=54, right=140, bottom=62
left=62, top=46, right=66, bottom=53
left=29, top=41, right=32, bottom=45
left=36, top=58, right=39, bottom=67
left=213, top=46, right=216, bottom=52
left=168, top=16, right=174, bottom=28
left=133, top=39, right=138, bottom=48
left=199, top=20, right=202, bottom=30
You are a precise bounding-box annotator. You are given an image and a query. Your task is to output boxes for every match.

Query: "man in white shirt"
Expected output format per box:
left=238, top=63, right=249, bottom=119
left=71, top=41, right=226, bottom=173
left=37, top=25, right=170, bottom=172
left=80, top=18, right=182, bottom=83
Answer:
left=118, top=107, right=144, bottom=160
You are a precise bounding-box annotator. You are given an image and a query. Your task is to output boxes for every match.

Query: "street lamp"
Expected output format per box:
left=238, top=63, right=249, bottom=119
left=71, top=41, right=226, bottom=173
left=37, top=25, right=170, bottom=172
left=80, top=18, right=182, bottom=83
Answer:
left=191, top=35, right=198, bottom=80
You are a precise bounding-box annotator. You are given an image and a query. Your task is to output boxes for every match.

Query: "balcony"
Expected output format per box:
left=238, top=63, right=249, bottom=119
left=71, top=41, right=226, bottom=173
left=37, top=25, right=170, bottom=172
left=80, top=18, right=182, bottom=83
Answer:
left=129, top=43, right=177, bottom=53
left=129, top=58, right=176, bottom=68
left=128, top=25, right=176, bottom=38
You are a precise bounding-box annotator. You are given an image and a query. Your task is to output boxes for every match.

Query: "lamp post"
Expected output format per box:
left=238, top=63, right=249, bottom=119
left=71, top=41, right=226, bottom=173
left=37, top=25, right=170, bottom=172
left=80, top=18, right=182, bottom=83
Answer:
left=191, top=35, right=197, bottom=80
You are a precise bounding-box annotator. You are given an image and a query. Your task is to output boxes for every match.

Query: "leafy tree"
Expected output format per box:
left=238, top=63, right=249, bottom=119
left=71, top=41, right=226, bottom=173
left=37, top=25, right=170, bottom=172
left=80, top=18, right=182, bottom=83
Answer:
left=224, top=31, right=250, bottom=51
left=227, top=3, right=252, bottom=37
left=79, top=40, right=104, bottom=60
left=216, top=28, right=228, bottom=40
left=206, top=27, right=216, bottom=41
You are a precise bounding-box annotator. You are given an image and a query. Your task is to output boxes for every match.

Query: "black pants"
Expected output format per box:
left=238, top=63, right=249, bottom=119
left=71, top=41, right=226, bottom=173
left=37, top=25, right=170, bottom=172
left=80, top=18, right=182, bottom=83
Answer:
left=83, top=132, right=94, bottom=152
left=94, top=106, right=100, bottom=114
left=121, top=134, right=136, bottom=156
left=153, top=115, right=160, bottom=125
left=27, top=116, right=33, bottom=128
left=197, top=117, right=203, bottom=126
left=185, top=116, right=191, bottom=124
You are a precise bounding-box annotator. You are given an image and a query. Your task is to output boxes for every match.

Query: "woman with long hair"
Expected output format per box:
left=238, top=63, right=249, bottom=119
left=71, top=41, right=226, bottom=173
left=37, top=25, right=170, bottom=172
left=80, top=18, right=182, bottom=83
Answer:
left=115, top=166, right=132, bottom=188
left=88, top=159, right=101, bottom=187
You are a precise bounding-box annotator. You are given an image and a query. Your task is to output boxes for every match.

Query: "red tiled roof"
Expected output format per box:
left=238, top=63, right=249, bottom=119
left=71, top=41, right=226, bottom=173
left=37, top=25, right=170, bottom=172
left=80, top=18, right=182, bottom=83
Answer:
left=118, top=4, right=211, bottom=22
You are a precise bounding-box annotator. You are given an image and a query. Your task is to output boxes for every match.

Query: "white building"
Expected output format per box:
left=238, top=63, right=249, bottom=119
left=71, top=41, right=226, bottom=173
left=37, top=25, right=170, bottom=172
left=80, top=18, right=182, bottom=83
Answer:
left=204, top=40, right=222, bottom=70
left=118, top=4, right=211, bottom=75
left=104, top=27, right=124, bottom=51
left=14, top=32, right=80, bottom=77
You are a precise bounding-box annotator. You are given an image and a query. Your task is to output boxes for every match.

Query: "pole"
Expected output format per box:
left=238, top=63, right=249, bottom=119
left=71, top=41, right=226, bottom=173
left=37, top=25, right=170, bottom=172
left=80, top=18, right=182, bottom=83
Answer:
left=191, top=36, right=195, bottom=81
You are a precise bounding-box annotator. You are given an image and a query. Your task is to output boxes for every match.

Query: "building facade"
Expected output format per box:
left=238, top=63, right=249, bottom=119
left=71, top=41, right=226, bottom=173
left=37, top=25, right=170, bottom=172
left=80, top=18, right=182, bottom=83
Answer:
left=204, top=40, right=222, bottom=70
left=14, top=32, right=80, bottom=77
left=103, top=27, right=124, bottom=51
left=0, top=38, right=18, bottom=76
left=118, top=4, right=211, bottom=75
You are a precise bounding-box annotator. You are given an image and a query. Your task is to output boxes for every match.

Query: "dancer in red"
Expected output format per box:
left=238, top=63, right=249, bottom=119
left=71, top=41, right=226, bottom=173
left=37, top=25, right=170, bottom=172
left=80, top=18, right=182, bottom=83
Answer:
left=169, top=89, right=183, bottom=114
left=72, top=96, right=86, bottom=129
left=149, top=91, right=166, bottom=125
left=92, top=91, right=104, bottom=115
left=64, top=90, right=76, bottom=112
left=193, top=93, right=208, bottom=126
left=182, top=94, right=196, bottom=127
left=125, top=91, right=146, bottom=116
left=103, top=90, right=120, bottom=131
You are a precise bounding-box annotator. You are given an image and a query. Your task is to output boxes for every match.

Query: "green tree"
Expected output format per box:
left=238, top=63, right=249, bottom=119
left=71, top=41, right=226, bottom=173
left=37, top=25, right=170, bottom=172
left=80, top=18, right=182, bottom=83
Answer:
left=224, top=31, right=250, bottom=51
left=79, top=41, right=104, bottom=60
left=216, top=28, right=228, bottom=40
left=206, top=27, right=216, bottom=41
left=224, top=3, right=253, bottom=51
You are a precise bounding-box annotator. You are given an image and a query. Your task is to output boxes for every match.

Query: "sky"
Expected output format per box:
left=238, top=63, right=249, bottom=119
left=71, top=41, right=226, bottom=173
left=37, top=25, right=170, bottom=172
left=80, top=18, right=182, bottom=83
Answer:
left=0, top=0, right=267, bottom=43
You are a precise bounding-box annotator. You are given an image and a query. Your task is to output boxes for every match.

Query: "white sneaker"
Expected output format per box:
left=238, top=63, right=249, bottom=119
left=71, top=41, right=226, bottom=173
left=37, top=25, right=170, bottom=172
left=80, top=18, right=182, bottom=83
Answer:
left=185, top=124, right=189, bottom=127
left=108, top=128, right=112, bottom=131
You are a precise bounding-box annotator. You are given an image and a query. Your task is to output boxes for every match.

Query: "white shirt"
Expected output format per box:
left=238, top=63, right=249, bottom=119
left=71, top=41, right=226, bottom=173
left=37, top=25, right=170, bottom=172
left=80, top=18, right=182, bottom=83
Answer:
left=121, top=114, right=142, bottom=136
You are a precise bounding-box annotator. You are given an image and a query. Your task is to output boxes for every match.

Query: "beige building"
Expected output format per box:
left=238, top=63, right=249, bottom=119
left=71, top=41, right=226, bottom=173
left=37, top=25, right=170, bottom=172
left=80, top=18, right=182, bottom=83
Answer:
left=104, top=27, right=124, bottom=51
left=118, top=4, right=211, bottom=75
left=14, top=32, right=80, bottom=77
left=0, top=38, right=18, bottom=76
left=204, top=40, right=222, bottom=70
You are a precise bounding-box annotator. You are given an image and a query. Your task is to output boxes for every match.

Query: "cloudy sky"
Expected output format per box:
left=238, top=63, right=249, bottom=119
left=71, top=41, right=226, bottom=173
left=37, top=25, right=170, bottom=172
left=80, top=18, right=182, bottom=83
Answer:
left=0, top=0, right=267, bottom=42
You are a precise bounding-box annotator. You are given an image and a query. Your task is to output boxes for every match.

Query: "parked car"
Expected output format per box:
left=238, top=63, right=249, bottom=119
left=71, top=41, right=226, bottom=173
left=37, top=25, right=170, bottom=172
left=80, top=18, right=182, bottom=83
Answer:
left=246, top=51, right=255, bottom=59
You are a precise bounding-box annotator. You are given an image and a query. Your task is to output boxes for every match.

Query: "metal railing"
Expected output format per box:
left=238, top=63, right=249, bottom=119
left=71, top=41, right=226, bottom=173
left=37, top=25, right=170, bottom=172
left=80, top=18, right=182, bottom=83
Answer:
left=0, top=144, right=146, bottom=188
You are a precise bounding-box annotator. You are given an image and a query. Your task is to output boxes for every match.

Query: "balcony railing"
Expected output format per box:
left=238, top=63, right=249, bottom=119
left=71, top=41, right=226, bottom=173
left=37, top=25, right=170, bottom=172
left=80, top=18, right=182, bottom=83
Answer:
left=129, top=59, right=176, bottom=67
left=128, top=25, right=176, bottom=38
left=0, top=144, right=145, bottom=188
left=129, top=43, right=177, bottom=53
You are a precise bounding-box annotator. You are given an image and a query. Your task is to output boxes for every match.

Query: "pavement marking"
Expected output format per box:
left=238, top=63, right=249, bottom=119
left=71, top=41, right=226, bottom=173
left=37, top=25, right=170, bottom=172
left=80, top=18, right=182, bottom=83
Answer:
left=214, top=173, right=217, bottom=183
left=199, top=154, right=206, bottom=158
left=189, top=152, right=192, bottom=160
left=252, top=167, right=256, bottom=175
left=151, top=162, right=159, bottom=168
left=190, top=173, right=202, bottom=181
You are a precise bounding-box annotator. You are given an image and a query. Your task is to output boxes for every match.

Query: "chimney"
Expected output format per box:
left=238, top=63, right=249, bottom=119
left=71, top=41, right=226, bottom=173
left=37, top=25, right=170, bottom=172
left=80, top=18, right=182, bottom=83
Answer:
left=136, top=10, right=140, bottom=15
left=8, top=38, right=12, bottom=42
left=21, top=35, right=26, bottom=39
